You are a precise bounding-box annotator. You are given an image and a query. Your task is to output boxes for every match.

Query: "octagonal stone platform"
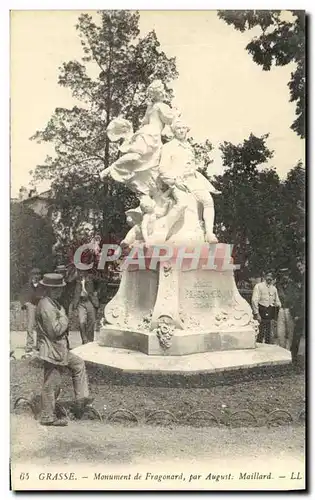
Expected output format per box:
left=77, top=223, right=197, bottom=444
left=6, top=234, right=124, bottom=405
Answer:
left=72, top=342, right=291, bottom=375
left=98, top=325, right=255, bottom=355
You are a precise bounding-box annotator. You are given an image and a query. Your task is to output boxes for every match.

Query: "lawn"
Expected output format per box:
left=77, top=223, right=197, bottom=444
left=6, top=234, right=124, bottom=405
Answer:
left=11, top=358, right=305, bottom=427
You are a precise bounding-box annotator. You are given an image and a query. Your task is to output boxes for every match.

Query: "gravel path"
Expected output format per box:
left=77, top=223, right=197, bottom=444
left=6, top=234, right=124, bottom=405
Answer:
left=11, top=413, right=304, bottom=466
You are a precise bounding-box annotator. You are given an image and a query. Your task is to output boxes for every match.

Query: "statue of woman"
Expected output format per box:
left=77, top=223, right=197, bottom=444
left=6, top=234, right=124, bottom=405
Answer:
left=100, top=80, right=174, bottom=197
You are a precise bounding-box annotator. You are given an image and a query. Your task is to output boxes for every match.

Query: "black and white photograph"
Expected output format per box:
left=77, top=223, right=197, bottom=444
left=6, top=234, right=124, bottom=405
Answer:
left=9, top=9, right=305, bottom=491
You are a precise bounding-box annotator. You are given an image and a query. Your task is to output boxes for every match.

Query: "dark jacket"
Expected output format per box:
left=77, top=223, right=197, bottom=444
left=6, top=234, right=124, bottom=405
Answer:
left=36, top=297, right=69, bottom=366
left=72, top=275, right=99, bottom=309
left=59, top=282, right=76, bottom=314
left=58, top=265, right=78, bottom=313
left=286, top=281, right=305, bottom=324
left=20, top=282, right=44, bottom=307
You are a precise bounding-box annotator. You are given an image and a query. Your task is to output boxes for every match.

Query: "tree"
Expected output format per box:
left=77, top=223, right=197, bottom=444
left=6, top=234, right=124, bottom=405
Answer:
left=212, top=134, right=305, bottom=280
left=31, top=10, right=178, bottom=245
left=218, top=10, right=305, bottom=138
left=188, top=138, right=214, bottom=177
left=277, top=162, right=305, bottom=279
left=213, top=133, right=281, bottom=277
left=10, top=202, right=56, bottom=299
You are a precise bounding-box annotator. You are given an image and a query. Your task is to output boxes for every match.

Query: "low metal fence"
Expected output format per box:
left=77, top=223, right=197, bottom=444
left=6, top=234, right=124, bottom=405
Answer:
left=13, top=396, right=305, bottom=428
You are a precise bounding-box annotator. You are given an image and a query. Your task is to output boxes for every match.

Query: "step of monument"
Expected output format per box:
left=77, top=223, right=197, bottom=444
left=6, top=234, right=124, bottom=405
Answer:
left=72, top=342, right=291, bottom=375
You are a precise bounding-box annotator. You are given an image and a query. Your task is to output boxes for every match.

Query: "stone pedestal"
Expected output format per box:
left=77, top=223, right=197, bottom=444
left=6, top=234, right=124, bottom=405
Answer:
left=99, top=243, right=257, bottom=356
left=72, top=342, right=292, bottom=375
left=99, top=326, right=255, bottom=356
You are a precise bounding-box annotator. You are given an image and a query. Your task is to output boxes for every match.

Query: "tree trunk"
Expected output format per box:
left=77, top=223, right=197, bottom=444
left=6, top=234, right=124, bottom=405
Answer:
left=101, top=26, right=114, bottom=240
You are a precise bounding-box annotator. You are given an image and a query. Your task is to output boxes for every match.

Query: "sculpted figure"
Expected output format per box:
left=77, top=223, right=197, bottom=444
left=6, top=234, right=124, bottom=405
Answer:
left=121, top=196, right=157, bottom=248
left=159, top=118, right=221, bottom=243
left=121, top=189, right=179, bottom=247
left=100, top=80, right=174, bottom=197
left=121, top=209, right=143, bottom=248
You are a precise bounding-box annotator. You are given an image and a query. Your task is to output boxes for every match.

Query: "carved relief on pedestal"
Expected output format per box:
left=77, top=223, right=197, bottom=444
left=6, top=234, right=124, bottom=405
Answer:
left=212, top=290, right=253, bottom=329
left=151, top=261, right=184, bottom=330
left=153, top=315, right=176, bottom=349
left=104, top=303, right=128, bottom=327
left=214, top=310, right=229, bottom=328
left=212, top=308, right=251, bottom=330
left=138, top=310, right=153, bottom=331
left=251, top=319, right=260, bottom=339
left=178, top=306, right=201, bottom=330
left=163, top=262, right=172, bottom=277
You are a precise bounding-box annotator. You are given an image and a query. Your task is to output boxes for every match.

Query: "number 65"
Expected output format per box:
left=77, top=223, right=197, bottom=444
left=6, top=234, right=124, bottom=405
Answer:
left=19, top=472, right=29, bottom=480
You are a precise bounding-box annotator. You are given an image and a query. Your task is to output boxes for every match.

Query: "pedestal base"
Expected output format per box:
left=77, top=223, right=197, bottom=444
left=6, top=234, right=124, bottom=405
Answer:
left=102, top=244, right=257, bottom=355
left=72, top=342, right=291, bottom=374
left=98, top=325, right=255, bottom=355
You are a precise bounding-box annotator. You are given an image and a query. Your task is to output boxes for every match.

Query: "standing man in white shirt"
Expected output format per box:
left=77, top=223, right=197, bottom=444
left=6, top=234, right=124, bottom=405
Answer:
left=251, top=272, right=282, bottom=344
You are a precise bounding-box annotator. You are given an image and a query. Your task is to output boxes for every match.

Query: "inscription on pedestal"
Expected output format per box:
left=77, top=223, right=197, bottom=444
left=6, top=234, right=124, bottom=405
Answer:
left=184, top=281, right=234, bottom=309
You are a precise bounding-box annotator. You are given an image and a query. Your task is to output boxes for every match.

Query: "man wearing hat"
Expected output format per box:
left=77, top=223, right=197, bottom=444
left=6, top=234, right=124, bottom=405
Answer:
left=72, top=269, right=99, bottom=345
left=53, top=264, right=78, bottom=349
left=19, top=268, right=43, bottom=357
left=36, top=273, right=92, bottom=426
left=54, top=264, right=78, bottom=316
left=251, top=271, right=282, bottom=344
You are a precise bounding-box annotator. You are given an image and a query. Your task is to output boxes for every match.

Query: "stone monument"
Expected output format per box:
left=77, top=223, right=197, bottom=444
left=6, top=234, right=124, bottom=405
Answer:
left=73, top=80, right=291, bottom=373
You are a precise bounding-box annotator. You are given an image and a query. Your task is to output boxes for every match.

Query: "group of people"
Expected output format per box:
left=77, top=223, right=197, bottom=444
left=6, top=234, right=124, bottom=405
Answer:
left=16, top=261, right=304, bottom=426
left=251, top=264, right=305, bottom=364
left=18, top=267, right=98, bottom=426
left=20, top=264, right=99, bottom=357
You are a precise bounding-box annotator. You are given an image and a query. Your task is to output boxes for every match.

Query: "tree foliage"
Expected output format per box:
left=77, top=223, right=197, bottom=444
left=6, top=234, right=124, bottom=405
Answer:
left=10, top=202, right=56, bottom=298
left=31, top=10, right=178, bottom=243
left=188, top=138, right=213, bottom=177
left=28, top=10, right=305, bottom=282
left=278, top=162, right=305, bottom=279
left=218, top=10, right=305, bottom=138
left=212, top=134, right=305, bottom=279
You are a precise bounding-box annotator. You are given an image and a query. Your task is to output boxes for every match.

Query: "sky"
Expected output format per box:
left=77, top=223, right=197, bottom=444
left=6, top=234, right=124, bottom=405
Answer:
left=10, top=10, right=305, bottom=197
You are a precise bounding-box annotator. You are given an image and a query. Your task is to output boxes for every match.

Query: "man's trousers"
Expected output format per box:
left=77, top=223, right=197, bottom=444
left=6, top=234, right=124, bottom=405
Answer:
left=257, top=319, right=272, bottom=344
left=277, top=308, right=294, bottom=349
left=40, top=352, right=89, bottom=424
left=77, top=299, right=96, bottom=344
left=25, top=302, right=37, bottom=352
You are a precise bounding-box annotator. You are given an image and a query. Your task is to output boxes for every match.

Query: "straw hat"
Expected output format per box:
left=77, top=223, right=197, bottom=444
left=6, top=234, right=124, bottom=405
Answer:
left=40, top=273, right=66, bottom=287
left=54, top=265, right=67, bottom=274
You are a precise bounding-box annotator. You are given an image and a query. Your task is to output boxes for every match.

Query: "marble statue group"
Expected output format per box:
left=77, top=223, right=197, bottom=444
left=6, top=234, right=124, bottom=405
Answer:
left=100, top=79, right=221, bottom=247
left=95, top=79, right=257, bottom=354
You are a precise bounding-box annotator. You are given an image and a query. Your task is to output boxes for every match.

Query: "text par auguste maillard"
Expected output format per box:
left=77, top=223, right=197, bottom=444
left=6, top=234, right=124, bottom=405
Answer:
left=35, top=471, right=303, bottom=483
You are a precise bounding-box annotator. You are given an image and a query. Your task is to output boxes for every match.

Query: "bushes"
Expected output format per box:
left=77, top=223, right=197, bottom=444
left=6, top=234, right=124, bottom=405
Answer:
left=10, top=202, right=56, bottom=299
